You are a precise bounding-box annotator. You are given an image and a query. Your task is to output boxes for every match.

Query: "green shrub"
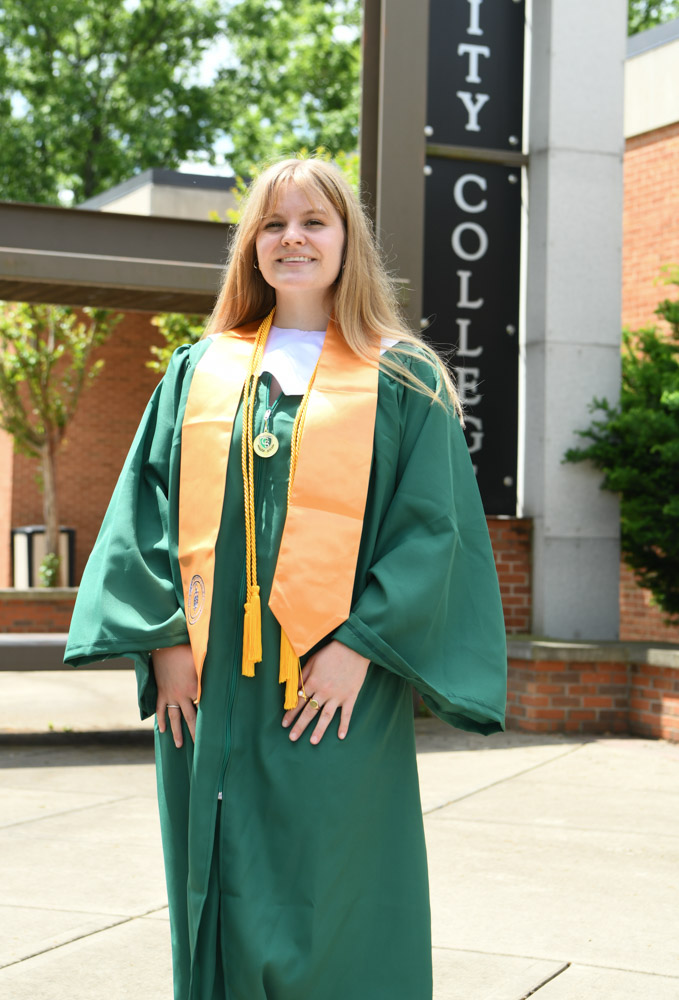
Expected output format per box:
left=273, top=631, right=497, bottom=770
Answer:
left=565, top=270, right=679, bottom=619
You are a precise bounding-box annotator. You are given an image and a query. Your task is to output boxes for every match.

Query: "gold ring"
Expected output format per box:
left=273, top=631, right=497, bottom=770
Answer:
left=309, top=698, right=320, bottom=711
left=297, top=689, right=307, bottom=700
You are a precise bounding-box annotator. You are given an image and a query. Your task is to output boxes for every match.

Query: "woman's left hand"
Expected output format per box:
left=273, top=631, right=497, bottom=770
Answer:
left=282, top=640, right=370, bottom=744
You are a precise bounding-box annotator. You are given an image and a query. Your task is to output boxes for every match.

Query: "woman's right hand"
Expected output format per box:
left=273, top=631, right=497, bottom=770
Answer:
left=153, top=644, right=198, bottom=748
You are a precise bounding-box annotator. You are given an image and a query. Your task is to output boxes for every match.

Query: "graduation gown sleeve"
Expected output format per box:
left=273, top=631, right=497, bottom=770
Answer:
left=64, top=343, right=206, bottom=718
left=332, top=354, right=507, bottom=735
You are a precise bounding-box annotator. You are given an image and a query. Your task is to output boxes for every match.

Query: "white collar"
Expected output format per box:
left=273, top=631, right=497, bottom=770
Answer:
left=261, top=325, right=398, bottom=396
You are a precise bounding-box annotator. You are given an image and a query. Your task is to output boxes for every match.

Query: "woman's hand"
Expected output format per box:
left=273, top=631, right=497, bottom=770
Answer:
left=282, top=640, right=370, bottom=745
left=153, top=644, right=198, bottom=748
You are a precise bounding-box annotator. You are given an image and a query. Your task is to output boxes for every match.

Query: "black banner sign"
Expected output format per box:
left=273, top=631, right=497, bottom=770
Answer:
left=422, top=0, right=525, bottom=514
left=426, top=0, right=525, bottom=151
left=422, top=159, right=520, bottom=514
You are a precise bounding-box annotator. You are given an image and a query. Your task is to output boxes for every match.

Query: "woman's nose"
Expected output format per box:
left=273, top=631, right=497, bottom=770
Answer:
left=281, top=223, right=305, bottom=244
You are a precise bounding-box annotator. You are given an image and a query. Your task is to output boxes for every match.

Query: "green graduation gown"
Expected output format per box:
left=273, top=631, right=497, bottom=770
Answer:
left=65, top=338, right=507, bottom=1000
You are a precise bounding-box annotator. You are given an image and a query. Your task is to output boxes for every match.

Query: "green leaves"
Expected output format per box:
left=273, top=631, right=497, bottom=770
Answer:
left=214, top=0, right=361, bottom=175
left=148, top=312, right=206, bottom=374
left=628, top=0, right=679, bottom=35
left=565, top=275, right=679, bottom=618
left=0, top=0, right=361, bottom=205
left=0, top=302, right=121, bottom=457
left=0, top=0, right=226, bottom=203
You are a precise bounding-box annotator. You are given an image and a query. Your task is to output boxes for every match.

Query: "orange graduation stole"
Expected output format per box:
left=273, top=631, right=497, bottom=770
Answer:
left=178, top=314, right=379, bottom=706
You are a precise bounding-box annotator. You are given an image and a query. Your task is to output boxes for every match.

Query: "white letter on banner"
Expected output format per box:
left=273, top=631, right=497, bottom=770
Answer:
left=452, top=222, right=488, bottom=261
left=457, top=270, right=483, bottom=309
left=456, top=318, right=483, bottom=357
left=465, top=414, right=484, bottom=454
left=457, top=43, right=490, bottom=84
left=456, top=91, right=490, bottom=132
left=455, top=367, right=482, bottom=406
left=453, top=174, right=487, bottom=213
left=466, top=0, right=483, bottom=36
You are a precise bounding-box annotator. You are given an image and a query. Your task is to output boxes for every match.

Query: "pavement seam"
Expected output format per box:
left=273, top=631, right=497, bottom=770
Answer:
left=422, top=742, right=588, bottom=815
left=511, top=962, right=571, bottom=998
left=0, top=793, right=144, bottom=831
left=432, top=946, right=679, bottom=980
left=0, top=905, right=169, bottom=972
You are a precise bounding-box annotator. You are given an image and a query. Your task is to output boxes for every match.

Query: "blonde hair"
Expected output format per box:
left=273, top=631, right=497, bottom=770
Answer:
left=204, top=156, right=461, bottom=415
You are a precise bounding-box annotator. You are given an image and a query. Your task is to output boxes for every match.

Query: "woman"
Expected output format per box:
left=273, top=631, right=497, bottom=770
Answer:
left=65, top=156, right=507, bottom=1000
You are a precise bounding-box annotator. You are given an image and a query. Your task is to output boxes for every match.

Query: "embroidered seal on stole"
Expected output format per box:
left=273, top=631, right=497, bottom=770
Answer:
left=187, top=574, right=206, bottom=624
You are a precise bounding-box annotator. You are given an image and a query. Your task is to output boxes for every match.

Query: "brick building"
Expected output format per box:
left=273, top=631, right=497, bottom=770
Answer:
left=619, top=18, right=679, bottom=642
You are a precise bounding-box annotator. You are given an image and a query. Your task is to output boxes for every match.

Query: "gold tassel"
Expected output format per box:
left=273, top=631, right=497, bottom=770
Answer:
left=279, top=628, right=301, bottom=710
left=241, top=585, right=262, bottom=677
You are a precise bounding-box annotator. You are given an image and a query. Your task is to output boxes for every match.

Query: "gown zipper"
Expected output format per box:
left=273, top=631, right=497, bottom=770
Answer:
left=217, top=379, right=282, bottom=800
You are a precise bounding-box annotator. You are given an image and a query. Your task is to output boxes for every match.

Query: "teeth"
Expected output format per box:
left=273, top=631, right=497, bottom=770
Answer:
left=281, top=256, right=313, bottom=262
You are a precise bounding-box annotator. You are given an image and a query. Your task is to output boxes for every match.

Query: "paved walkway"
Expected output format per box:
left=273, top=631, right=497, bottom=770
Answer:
left=0, top=670, right=678, bottom=999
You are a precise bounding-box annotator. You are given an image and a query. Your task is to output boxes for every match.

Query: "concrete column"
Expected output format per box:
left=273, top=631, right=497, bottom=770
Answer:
left=360, top=0, right=429, bottom=327
left=523, top=0, right=626, bottom=639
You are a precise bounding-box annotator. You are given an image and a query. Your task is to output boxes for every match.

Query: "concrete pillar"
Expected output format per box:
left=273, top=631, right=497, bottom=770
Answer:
left=523, top=0, right=626, bottom=639
left=360, top=0, right=429, bottom=327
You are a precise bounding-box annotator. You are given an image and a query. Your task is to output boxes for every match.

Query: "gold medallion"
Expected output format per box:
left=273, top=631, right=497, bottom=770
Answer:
left=254, top=432, right=280, bottom=458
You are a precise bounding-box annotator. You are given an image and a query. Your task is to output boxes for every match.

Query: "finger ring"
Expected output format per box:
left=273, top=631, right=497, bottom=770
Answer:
left=166, top=704, right=180, bottom=710
left=309, top=698, right=320, bottom=711
left=297, top=689, right=308, bottom=700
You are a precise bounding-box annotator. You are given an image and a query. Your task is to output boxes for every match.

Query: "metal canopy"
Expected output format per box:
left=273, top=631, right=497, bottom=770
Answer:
left=0, top=200, right=232, bottom=313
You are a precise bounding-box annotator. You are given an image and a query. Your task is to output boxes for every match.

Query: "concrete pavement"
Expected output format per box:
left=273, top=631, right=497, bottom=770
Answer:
left=0, top=669, right=678, bottom=998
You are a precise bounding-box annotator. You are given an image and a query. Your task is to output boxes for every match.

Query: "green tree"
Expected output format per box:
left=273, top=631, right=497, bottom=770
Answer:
left=565, top=272, right=679, bottom=619
left=215, top=0, right=361, bottom=175
left=148, top=312, right=206, bottom=374
left=0, top=0, right=362, bottom=206
left=0, top=0, right=225, bottom=205
left=628, top=0, right=679, bottom=34
left=0, top=303, right=121, bottom=583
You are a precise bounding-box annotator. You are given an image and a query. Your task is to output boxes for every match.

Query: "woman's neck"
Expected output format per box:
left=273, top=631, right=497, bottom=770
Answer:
left=272, top=291, right=334, bottom=331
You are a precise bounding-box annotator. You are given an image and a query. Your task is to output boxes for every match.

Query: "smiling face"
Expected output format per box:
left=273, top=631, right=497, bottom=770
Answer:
left=254, top=182, right=346, bottom=313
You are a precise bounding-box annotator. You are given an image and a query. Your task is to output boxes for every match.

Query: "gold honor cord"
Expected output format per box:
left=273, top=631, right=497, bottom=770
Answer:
left=240, top=309, right=321, bottom=708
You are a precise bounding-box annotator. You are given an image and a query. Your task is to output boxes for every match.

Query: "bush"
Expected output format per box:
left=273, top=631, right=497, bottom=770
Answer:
left=565, top=270, right=679, bottom=619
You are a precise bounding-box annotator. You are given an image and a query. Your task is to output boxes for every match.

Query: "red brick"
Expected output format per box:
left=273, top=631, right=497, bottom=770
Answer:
left=519, top=695, right=550, bottom=708
left=535, top=683, right=565, bottom=695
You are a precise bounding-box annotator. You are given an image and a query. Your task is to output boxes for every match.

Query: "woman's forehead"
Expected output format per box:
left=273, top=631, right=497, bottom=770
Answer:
left=264, top=177, right=337, bottom=217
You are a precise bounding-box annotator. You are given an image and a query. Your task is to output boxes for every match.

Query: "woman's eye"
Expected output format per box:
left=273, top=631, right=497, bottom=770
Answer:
left=264, top=221, right=282, bottom=229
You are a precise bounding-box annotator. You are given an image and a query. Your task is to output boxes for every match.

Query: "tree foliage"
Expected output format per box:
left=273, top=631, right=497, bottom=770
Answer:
left=628, top=0, right=679, bottom=34
left=0, top=303, right=121, bottom=577
left=0, top=0, right=362, bottom=205
left=148, top=312, right=206, bottom=374
left=216, top=1, right=361, bottom=176
left=565, top=272, right=679, bottom=618
left=0, top=0, right=225, bottom=204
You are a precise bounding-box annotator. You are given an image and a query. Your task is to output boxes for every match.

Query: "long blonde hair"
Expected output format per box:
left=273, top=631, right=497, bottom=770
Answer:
left=203, top=156, right=461, bottom=415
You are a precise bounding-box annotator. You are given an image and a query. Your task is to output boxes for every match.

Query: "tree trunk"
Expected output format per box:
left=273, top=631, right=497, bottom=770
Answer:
left=42, top=436, right=60, bottom=562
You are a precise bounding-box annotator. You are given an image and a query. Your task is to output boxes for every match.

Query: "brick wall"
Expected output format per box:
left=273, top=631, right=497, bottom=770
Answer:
left=507, top=641, right=679, bottom=742
left=10, top=313, right=162, bottom=582
left=623, top=121, right=679, bottom=334
left=487, top=516, right=532, bottom=633
left=507, top=651, right=629, bottom=735
left=619, top=562, right=679, bottom=643
left=0, top=590, right=75, bottom=632
left=629, top=662, right=679, bottom=742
